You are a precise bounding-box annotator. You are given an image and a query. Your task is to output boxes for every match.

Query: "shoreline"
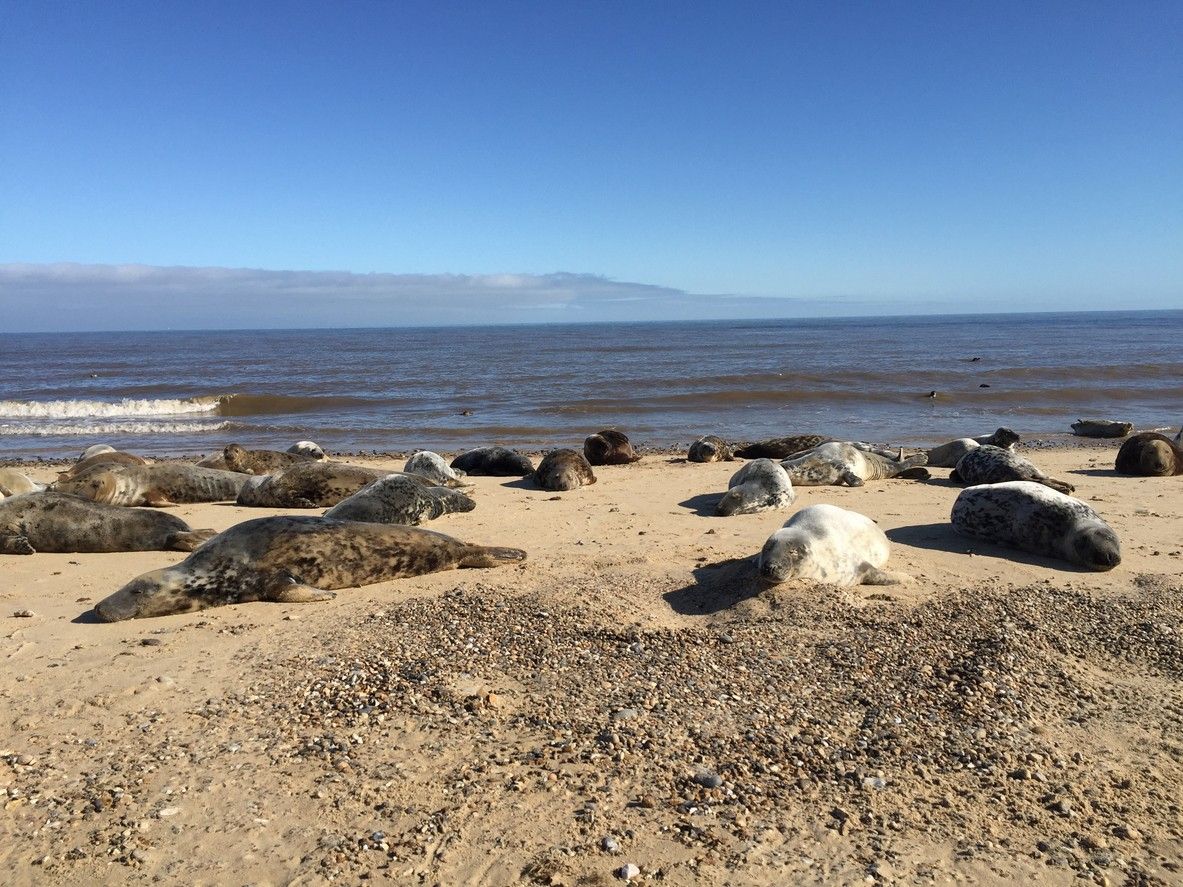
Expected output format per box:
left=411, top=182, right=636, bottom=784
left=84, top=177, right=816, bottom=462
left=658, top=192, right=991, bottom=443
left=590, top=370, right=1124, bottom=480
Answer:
left=1, top=443, right=1180, bottom=884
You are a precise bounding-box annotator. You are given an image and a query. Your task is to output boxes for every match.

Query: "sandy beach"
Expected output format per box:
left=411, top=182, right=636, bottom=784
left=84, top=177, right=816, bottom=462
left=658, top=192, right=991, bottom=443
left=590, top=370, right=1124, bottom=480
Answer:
left=1, top=443, right=1181, bottom=885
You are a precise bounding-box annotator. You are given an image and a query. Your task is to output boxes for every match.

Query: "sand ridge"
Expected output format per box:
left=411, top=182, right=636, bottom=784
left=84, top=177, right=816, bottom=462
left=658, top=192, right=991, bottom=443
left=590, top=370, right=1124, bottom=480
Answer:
left=0, top=444, right=1181, bottom=885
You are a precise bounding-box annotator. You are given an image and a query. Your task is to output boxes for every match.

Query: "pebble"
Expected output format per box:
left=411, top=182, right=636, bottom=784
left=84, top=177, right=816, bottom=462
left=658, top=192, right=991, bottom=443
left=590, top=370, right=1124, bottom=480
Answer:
left=601, top=835, right=620, bottom=853
left=692, top=770, right=723, bottom=789
left=140, top=638, right=164, bottom=647
left=616, top=863, right=640, bottom=880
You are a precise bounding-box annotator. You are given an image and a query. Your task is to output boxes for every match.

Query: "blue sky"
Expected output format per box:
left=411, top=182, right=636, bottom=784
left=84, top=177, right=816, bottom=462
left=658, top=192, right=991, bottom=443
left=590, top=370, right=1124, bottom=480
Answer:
left=1, top=1, right=1180, bottom=330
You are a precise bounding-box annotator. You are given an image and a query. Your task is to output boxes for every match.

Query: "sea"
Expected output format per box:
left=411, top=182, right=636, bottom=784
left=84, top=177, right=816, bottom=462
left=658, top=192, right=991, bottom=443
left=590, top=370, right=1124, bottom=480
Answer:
left=2, top=310, right=1180, bottom=460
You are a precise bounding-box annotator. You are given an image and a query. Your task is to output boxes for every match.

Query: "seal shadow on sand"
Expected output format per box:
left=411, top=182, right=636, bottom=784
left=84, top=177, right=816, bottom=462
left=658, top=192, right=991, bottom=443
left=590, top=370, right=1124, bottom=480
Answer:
left=678, top=493, right=723, bottom=517
left=499, top=476, right=541, bottom=490
left=1068, top=468, right=1122, bottom=478
left=886, top=522, right=1098, bottom=573
left=664, top=556, right=763, bottom=615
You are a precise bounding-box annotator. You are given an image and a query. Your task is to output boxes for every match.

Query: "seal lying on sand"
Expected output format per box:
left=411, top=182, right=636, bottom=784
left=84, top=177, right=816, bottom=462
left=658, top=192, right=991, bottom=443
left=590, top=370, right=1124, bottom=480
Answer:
left=734, top=435, right=831, bottom=460
left=951, top=446, right=1074, bottom=494
left=93, top=516, right=527, bottom=620
left=1072, top=419, right=1133, bottom=438
left=288, top=441, right=326, bottom=458
left=951, top=481, right=1121, bottom=571
left=716, top=459, right=795, bottom=516
left=53, top=463, right=251, bottom=506
left=584, top=430, right=642, bottom=465
left=450, top=447, right=535, bottom=477
left=198, top=440, right=326, bottom=470
left=236, top=462, right=407, bottom=508
left=57, top=450, right=149, bottom=481
left=688, top=435, right=734, bottom=463
left=403, top=451, right=470, bottom=487
left=0, top=492, right=215, bottom=554
left=222, top=443, right=319, bottom=475
left=757, top=504, right=908, bottom=586
left=781, top=442, right=929, bottom=487
left=1115, top=429, right=1183, bottom=477
left=534, top=449, right=597, bottom=491
left=926, top=428, right=1020, bottom=468
left=324, top=475, right=476, bottom=525
left=0, top=469, right=46, bottom=498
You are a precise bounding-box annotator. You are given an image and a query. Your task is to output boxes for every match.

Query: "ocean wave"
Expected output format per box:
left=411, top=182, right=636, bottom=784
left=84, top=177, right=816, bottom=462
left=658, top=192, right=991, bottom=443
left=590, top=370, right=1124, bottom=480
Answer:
left=0, top=420, right=234, bottom=437
left=0, top=396, right=222, bottom=419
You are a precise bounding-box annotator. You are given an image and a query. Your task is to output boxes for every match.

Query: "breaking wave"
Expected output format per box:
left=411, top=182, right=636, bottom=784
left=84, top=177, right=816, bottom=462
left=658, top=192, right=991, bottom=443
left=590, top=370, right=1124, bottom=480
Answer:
left=0, top=420, right=234, bottom=437
left=0, top=396, right=223, bottom=419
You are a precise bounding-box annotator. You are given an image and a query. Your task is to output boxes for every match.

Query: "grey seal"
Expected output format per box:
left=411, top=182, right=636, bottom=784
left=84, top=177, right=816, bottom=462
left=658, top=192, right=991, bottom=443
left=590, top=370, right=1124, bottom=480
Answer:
left=926, top=428, right=1021, bottom=468
left=58, top=450, right=149, bottom=481
left=1115, top=429, right=1183, bottom=477
left=222, top=443, right=319, bottom=475
left=951, top=446, right=1074, bottom=494
left=93, top=516, right=527, bottom=621
left=1072, top=419, right=1133, bottom=438
left=0, top=469, right=46, bottom=498
left=0, top=492, right=215, bottom=555
left=52, top=463, right=252, bottom=506
left=583, top=430, right=641, bottom=465
left=757, top=504, right=908, bottom=586
left=716, top=459, right=795, bottom=516
left=734, top=435, right=831, bottom=460
left=288, top=441, right=326, bottom=458
left=781, top=442, right=929, bottom=487
left=198, top=440, right=326, bottom=470
left=534, top=449, right=597, bottom=491
left=235, top=462, right=412, bottom=508
left=687, top=435, right=734, bottom=463
left=324, top=475, right=476, bottom=525
left=951, top=481, right=1121, bottom=571
left=403, top=451, right=470, bottom=487
left=450, top=447, right=535, bottom=477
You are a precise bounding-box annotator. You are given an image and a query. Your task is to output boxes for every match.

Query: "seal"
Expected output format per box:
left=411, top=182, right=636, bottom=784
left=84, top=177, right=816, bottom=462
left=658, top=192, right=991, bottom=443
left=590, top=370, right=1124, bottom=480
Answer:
left=450, top=447, right=535, bottom=477
left=733, top=435, right=831, bottom=460
left=926, top=428, right=1020, bottom=469
left=198, top=440, right=326, bottom=470
left=0, top=469, right=46, bottom=498
left=288, top=441, right=326, bottom=459
left=716, top=459, right=795, bottom=516
left=324, top=475, right=476, bottom=525
left=781, top=442, right=929, bottom=487
left=583, top=430, right=642, bottom=466
left=950, top=446, right=1074, bottom=494
left=1115, top=429, right=1183, bottom=477
left=951, top=481, right=1121, bottom=570
left=404, top=451, right=470, bottom=487
left=0, top=491, right=215, bottom=555
left=80, top=444, right=116, bottom=460
left=221, top=443, right=320, bottom=475
left=93, top=516, right=527, bottom=621
left=235, top=461, right=412, bottom=508
left=757, top=504, right=908, bottom=586
left=534, top=449, right=597, bottom=491
left=57, top=450, right=149, bottom=481
left=687, top=435, right=734, bottom=463
left=1072, top=419, right=1133, bottom=438
left=52, top=463, right=252, bottom=507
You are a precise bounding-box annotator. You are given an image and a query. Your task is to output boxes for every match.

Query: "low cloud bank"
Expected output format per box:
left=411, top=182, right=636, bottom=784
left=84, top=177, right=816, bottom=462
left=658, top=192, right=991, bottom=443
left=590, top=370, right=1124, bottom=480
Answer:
left=1, top=263, right=882, bottom=331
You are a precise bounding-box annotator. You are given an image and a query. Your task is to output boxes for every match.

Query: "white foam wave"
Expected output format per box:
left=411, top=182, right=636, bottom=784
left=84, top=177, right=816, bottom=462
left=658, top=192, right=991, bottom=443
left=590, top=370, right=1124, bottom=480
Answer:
left=0, top=420, right=233, bottom=437
left=0, top=396, right=222, bottom=419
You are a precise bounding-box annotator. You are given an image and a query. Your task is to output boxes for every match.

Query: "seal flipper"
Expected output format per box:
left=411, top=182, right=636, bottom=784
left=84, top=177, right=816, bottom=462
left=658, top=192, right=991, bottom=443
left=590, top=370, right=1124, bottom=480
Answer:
left=459, top=546, right=528, bottom=568
left=1040, top=477, right=1075, bottom=495
left=840, top=470, right=864, bottom=487
left=165, top=529, right=217, bottom=551
left=860, top=565, right=910, bottom=585
left=263, top=573, right=336, bottom=604
left=144, top=491, right=177, bottom=507
left=896, top=467, right=931, bottom=481
left=0, top=534, right=35, bottom=555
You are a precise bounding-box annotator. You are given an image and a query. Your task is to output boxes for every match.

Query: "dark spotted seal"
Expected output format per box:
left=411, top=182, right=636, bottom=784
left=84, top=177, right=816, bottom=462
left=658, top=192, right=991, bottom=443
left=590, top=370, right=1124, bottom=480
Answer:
left=583, top=430, right=641, bottom=465
left=222, top=443, right=318, bottom=475
left=733, top=435, right=831, bottom=460
left=926, top=428, right=1020, bottom=468
left=781, top=442, right=929, bottom=487
left=324, top=475, right=476, bottom=525
left=0, top=492, right=215, bottom=555
left=687, top=435, right=734, bottom=463
left=1115, top=429, right=1183, bottom=477
left=950, top=446, right=1074, bottom=494
left=757, top=504, right=907, bottom=586
left=716, top=459, right=795, bottom=516
left=450, top=447, right=535, bottom=477
left=236, top=462, right=414, bottom=508
left=534, top=449, right=597, bottom=491
left=93, top=516, right=527, bottom=621
left=951, top=481, right=1121, bottom=571
left=52, top=463, right=252, bottom=506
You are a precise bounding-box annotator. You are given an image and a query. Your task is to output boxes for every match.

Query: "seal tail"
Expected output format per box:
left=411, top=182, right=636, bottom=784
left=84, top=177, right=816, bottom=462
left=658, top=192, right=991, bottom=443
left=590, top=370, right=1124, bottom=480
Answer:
left=166, top=528, right=218, bottom=551
left=459, top=546, right=528, bottom=568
